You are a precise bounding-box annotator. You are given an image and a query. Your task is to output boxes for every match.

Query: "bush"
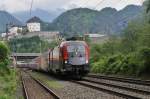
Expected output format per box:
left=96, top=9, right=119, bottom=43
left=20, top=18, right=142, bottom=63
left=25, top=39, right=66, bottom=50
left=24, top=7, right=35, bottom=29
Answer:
left=0, top=42, right=10, bottom=75
left=91, top=52, right=149, bottom=76
left=91, top=57, right=107, bottom=73
left=0, top=42, right=9, bottom=61
left=90, top=6, right=150, bottom=77
left=0, top=69, right=17, bottom=99
left=137, top=47, right=150, bottom=75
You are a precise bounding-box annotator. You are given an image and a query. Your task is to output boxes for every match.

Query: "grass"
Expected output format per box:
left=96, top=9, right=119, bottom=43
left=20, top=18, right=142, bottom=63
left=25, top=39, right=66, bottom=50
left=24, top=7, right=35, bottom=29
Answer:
left=32, top=72, right=63, bottom=89
left=0, top=68, right=18, bottom=99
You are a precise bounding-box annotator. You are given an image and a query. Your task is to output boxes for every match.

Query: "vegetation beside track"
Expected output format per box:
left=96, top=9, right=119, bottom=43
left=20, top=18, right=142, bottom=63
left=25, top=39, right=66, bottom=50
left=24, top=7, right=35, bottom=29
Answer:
left=32, top=72, right=63, bottom=89
left=8, top=36, right=57, bottom=53
left=0, top=41, right=19, bottom=99
left=0, top=69, right=18, bottom=99
left=90, top=1, right=150, bottom=78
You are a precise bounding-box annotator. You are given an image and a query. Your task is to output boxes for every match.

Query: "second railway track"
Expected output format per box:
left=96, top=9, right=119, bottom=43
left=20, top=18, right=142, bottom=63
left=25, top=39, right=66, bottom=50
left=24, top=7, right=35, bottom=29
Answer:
left=87, top=74, right=150, bottom=86
left=71, top=80, right=144, bottom=99
left=21, top=71, right=60, bottom=99
left=80, top=74, right=150, bottom=99
left=20, top=70, right=150, bottom=99
left=83, top=78, right=150, bottom=95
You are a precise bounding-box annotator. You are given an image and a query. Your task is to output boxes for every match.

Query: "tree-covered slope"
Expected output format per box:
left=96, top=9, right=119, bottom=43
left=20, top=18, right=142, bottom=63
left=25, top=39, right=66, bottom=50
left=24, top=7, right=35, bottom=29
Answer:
left=51, top=5, right=142, bottom=36
left=91, top=7, right=117, bottom=34
left=0, top=11, right=22, bottom=33
left=52, top=8, right=98, bottom=36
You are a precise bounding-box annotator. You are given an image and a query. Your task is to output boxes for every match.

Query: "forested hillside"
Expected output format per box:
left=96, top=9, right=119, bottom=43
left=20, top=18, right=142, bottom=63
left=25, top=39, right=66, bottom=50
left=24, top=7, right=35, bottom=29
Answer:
left=52, top=8, right=98, bottom=36
left=90, top=1, right=150, bottom=77
left=0, top=5, right=142, bottom=36
left=50, top=5, right=142, bottom=36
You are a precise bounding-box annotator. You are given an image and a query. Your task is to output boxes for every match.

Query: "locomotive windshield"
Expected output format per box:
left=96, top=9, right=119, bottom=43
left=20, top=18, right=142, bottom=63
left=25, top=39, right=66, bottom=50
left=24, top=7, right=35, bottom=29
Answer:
left=66, top=42, right=86, bottom=58
left=67, top=45, right=85, bottom=52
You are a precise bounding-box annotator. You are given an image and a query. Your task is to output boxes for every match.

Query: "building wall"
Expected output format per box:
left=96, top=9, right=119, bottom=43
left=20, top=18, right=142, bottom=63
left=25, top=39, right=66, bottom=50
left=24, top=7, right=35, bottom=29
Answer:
left=27, top=23, right=41, bottom=32
left=17, top=31, right=60, bottom=42
left=9, top=27, right=23, bottom=33
left=84, top=33, right=108, bottom=43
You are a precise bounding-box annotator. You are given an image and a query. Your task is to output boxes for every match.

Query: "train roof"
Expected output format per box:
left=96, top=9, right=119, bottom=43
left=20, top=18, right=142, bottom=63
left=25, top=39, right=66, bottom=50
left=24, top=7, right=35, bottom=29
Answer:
left=60, top=41, right=87, bottom=47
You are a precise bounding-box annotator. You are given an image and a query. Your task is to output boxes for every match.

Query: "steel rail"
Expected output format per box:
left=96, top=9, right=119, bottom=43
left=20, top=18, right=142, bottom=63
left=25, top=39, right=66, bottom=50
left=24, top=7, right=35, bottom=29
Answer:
left=83, top=78, right=150, bottom=95
left=31, top=77, right=60, bottom=99
left=87, top=74, right=150, bottom=86
left=71, top=80, right=141, bottom=99
left=21, top=73, right=29, bottom=99
left=21, top=71, right=60, bottom=99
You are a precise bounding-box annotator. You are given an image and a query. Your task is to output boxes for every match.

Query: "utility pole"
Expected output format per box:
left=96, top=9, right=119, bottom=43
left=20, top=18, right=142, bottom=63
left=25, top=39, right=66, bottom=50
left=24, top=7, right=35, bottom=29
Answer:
left=5, top=24, right=9, bottom=40
left=13, top=36, right=17, bottom=67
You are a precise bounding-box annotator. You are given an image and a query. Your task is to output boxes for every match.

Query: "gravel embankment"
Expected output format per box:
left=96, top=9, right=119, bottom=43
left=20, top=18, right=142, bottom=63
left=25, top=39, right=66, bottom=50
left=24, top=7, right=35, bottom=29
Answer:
left=85, top=77, right=150, bottom=92
left=80, top=80, right=149, bottom=99
left=84, top=77, right=150, bottom=99
left=16, top=71, right=24, bottom=99
left=31, top=72, right=125, bottom=99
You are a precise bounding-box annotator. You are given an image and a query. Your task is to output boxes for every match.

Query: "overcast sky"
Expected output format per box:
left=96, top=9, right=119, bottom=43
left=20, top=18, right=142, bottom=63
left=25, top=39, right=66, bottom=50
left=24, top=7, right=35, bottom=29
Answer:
left=0, top=0, right=144, bottom=13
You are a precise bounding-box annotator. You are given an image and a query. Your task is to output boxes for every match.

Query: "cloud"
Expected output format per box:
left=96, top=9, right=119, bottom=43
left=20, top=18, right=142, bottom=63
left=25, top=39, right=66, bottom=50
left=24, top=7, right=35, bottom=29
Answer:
left=64, top=0, right=143, bottom=10
left=0, top=0, right=144, bottom=13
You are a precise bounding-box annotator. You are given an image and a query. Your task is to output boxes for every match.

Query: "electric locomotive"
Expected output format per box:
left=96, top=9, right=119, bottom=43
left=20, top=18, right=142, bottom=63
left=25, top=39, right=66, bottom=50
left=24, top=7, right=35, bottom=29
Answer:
left=31, top=40, right=90, bottom=77
left=48, top=40, right=90, bottom=76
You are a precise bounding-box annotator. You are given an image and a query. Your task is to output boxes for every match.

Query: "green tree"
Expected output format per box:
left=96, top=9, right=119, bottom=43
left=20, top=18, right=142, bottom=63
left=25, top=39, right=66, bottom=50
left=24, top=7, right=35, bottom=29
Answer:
left=0, top=42, right=9, bottom=61
left=146, top=0, right=150, bottom=13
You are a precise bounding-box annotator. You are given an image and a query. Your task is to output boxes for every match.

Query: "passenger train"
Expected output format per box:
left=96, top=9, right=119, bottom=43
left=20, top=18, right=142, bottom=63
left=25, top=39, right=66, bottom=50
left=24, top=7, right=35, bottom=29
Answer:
left=32, top=40, right=90, bottom=77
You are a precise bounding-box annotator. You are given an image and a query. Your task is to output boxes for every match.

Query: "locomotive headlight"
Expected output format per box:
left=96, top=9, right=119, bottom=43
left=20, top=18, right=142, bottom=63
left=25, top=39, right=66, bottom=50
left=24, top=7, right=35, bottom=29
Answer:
left=86, top=60, right=88, bottom=64
left=65, top=60, right=67, bottom=64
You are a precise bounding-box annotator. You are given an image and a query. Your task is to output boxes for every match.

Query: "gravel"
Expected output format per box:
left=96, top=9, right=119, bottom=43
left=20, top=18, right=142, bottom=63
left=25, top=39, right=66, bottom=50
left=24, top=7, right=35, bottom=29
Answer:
left=16, top=72, right=24, bottom=99
left=53, top=81, right=124, bottom=99
left=85, top=77, right=150, bottom=92
left=31, top=72, right=125, bottom=99
left=22, top=72, right=54, bottom=99
left=84, top=77, right=150, bottom=99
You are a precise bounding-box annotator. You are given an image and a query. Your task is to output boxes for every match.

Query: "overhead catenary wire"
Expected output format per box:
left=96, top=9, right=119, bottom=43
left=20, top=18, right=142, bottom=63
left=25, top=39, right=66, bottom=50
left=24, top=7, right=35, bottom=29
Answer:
left=30, top=0, right=34, bottom=16
left=91, top=0, right=131, bottom=34
left=94, top=0, right=129, bottom=11
left=83, top=0, right=90, bottom=6
left=94, top=0, right=105, bottom=10
left=140, top=0, right=144, bottom=4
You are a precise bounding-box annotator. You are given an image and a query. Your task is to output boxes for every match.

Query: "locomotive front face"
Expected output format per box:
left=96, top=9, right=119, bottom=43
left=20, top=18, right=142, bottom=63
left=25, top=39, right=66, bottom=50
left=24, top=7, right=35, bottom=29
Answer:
left=62, top=42, right=89, bottom=66
left=60, top=41, right=89, bottom=75
left=67, top=44, right=87, bottom=65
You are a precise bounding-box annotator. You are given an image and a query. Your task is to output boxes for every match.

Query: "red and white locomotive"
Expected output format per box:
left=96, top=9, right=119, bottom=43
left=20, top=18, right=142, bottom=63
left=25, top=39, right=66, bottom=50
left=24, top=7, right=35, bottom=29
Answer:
left=33, top=40, right=90, bottom=77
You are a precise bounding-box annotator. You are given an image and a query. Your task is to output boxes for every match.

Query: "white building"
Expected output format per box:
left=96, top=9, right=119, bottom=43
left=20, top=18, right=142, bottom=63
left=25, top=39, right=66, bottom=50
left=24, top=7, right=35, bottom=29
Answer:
left=9, top=25, right=23, bottom=33
left=84, top=33, right=108, bottom=43
left=17, top=31, right=60, bottom=42
left=85, top=34, right=106, bottom=38
left=1, top=32, right=18, bottom=40
left=27, top=16, right=42, bottom=32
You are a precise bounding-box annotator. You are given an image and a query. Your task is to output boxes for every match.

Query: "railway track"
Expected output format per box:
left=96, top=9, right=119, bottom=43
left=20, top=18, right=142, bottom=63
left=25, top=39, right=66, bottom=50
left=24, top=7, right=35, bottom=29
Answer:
left=83, top=78, right=150, bottom=95
left=71, top=80, right=142, bottom=99
left=21, top=70, right=149, bottom=99
left=87, top=74, right=150, bottom=86
left=79, top=74, right=150, bottom=99
left=21, top=71, right=60, bottom=99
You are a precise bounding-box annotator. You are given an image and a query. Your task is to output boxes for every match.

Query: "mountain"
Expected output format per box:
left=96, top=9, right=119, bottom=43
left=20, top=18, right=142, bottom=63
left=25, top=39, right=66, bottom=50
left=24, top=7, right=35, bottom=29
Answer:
left=50, top=5, right=142, bottom=36
left=0, top=11, right=22, bottom=33
left=114, top=5, right=143, bottom=33
left=13, top=9, right=65, bottom=23
left=52, top=8, right=98, bottom=36
left=91, top=7, right=117, bottom=34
